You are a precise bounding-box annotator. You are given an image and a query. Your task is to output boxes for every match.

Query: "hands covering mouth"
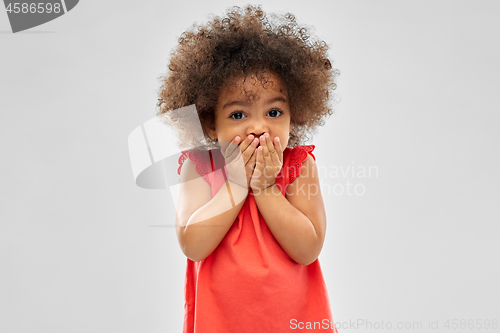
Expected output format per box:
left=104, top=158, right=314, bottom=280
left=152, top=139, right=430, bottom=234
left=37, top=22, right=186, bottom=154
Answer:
left=223, top=133, right=283, bottom=191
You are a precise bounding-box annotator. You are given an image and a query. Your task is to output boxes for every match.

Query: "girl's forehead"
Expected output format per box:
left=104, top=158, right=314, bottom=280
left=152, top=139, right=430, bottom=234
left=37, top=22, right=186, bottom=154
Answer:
left=220, top=72, right=287, bottom=101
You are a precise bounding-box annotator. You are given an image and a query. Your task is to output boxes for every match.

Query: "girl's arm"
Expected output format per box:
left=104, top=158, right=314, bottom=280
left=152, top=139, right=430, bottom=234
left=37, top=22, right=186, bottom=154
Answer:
left=253, top=154, right=327, bottom=266
left=175, top=159, right=248, bottom=262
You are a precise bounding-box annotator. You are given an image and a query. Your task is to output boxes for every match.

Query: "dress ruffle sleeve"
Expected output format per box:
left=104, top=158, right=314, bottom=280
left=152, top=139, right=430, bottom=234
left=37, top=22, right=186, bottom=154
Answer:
left=177, top=149, right=214, bottom=185
left=286, top=144, right=316, bottom=184
left=177, top=151, right=188, bottom=176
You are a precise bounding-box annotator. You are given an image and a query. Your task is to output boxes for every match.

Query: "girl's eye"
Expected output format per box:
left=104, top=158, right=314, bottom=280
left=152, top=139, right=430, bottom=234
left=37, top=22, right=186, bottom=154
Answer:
left=229, top=112, right=246, bottom=120
left=267, top=109, right=283, bottom=118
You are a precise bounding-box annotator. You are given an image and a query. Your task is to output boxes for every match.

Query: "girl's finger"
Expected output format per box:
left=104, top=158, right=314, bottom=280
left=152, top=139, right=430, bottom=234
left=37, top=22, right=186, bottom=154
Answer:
left=255, top=145, right=264, bottom=168
left=264, top=134, right=279, bottom=166
left=225, top=136, right=240, bottom=160
left=239, top=134, right=254, bottom=153
left=274, top=136, right=284, bottom=164
left=242, top=137, right=259, bottom=163
left=246, top=148, right=257, bottom=169
left=260, top=134, right=272, bottom=166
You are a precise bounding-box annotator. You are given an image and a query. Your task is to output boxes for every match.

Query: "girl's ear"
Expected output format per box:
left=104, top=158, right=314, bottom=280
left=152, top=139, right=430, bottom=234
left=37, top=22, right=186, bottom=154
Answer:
left=206, top=127, right=217, bottom=141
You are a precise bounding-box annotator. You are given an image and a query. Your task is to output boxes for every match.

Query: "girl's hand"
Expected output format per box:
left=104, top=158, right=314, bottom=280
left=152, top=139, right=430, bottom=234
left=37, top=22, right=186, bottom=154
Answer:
left=224, top=135, right=259, bottom=188
left=250, top=133, right=283, bottom=192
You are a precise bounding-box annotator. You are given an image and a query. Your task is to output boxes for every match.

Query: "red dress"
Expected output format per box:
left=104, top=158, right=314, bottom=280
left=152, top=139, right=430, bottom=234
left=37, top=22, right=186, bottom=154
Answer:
left=177, top=145, right=338, bottom=333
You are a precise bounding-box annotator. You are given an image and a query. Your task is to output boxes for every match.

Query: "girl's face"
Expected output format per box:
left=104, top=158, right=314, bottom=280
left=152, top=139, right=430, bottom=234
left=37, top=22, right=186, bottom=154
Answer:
left=210, top=72, right=292, bottom=155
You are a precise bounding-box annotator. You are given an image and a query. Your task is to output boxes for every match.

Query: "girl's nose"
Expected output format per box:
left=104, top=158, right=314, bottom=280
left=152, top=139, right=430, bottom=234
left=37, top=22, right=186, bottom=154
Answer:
left=248, top=121, right=268, bottom=140
left=250, top=132, right=265, bottom=140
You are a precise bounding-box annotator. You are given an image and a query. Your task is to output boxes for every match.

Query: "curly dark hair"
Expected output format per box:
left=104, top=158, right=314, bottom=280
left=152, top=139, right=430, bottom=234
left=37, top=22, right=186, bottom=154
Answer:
left=156, top=4, right=339, bottom=149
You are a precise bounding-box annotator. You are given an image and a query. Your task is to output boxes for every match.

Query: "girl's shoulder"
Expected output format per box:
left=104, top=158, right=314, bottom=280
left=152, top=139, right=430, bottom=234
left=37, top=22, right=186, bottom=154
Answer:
left=284, top=144, right=316, bottom=161
left=177, top=148, right=225, bottom=189
left=283, top=145, right=316, bottom=185
left=177, top=149, right=213, bottom=177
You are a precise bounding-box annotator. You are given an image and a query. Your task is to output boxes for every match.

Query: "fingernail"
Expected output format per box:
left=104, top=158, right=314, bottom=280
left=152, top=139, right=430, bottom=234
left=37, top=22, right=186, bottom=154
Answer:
left=276, top=137, right=280, bottom=142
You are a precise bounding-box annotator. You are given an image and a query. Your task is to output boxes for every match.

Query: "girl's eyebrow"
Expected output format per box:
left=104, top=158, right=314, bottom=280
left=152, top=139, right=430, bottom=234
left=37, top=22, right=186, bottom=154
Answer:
left=265, top=96, right=287, bottom=105
left=222, top=96, right=287, bottom=109
left=222, top=100, right=248, bottom=109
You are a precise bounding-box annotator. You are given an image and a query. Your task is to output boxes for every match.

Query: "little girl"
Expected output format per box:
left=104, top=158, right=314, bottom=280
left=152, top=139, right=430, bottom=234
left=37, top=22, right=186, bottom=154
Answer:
left=157, top=5, right=339, bottom=333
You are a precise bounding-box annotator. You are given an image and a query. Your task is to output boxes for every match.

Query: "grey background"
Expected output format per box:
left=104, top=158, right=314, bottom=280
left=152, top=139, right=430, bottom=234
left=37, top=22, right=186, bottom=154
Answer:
left=1, top=0, right=499, bottom=332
